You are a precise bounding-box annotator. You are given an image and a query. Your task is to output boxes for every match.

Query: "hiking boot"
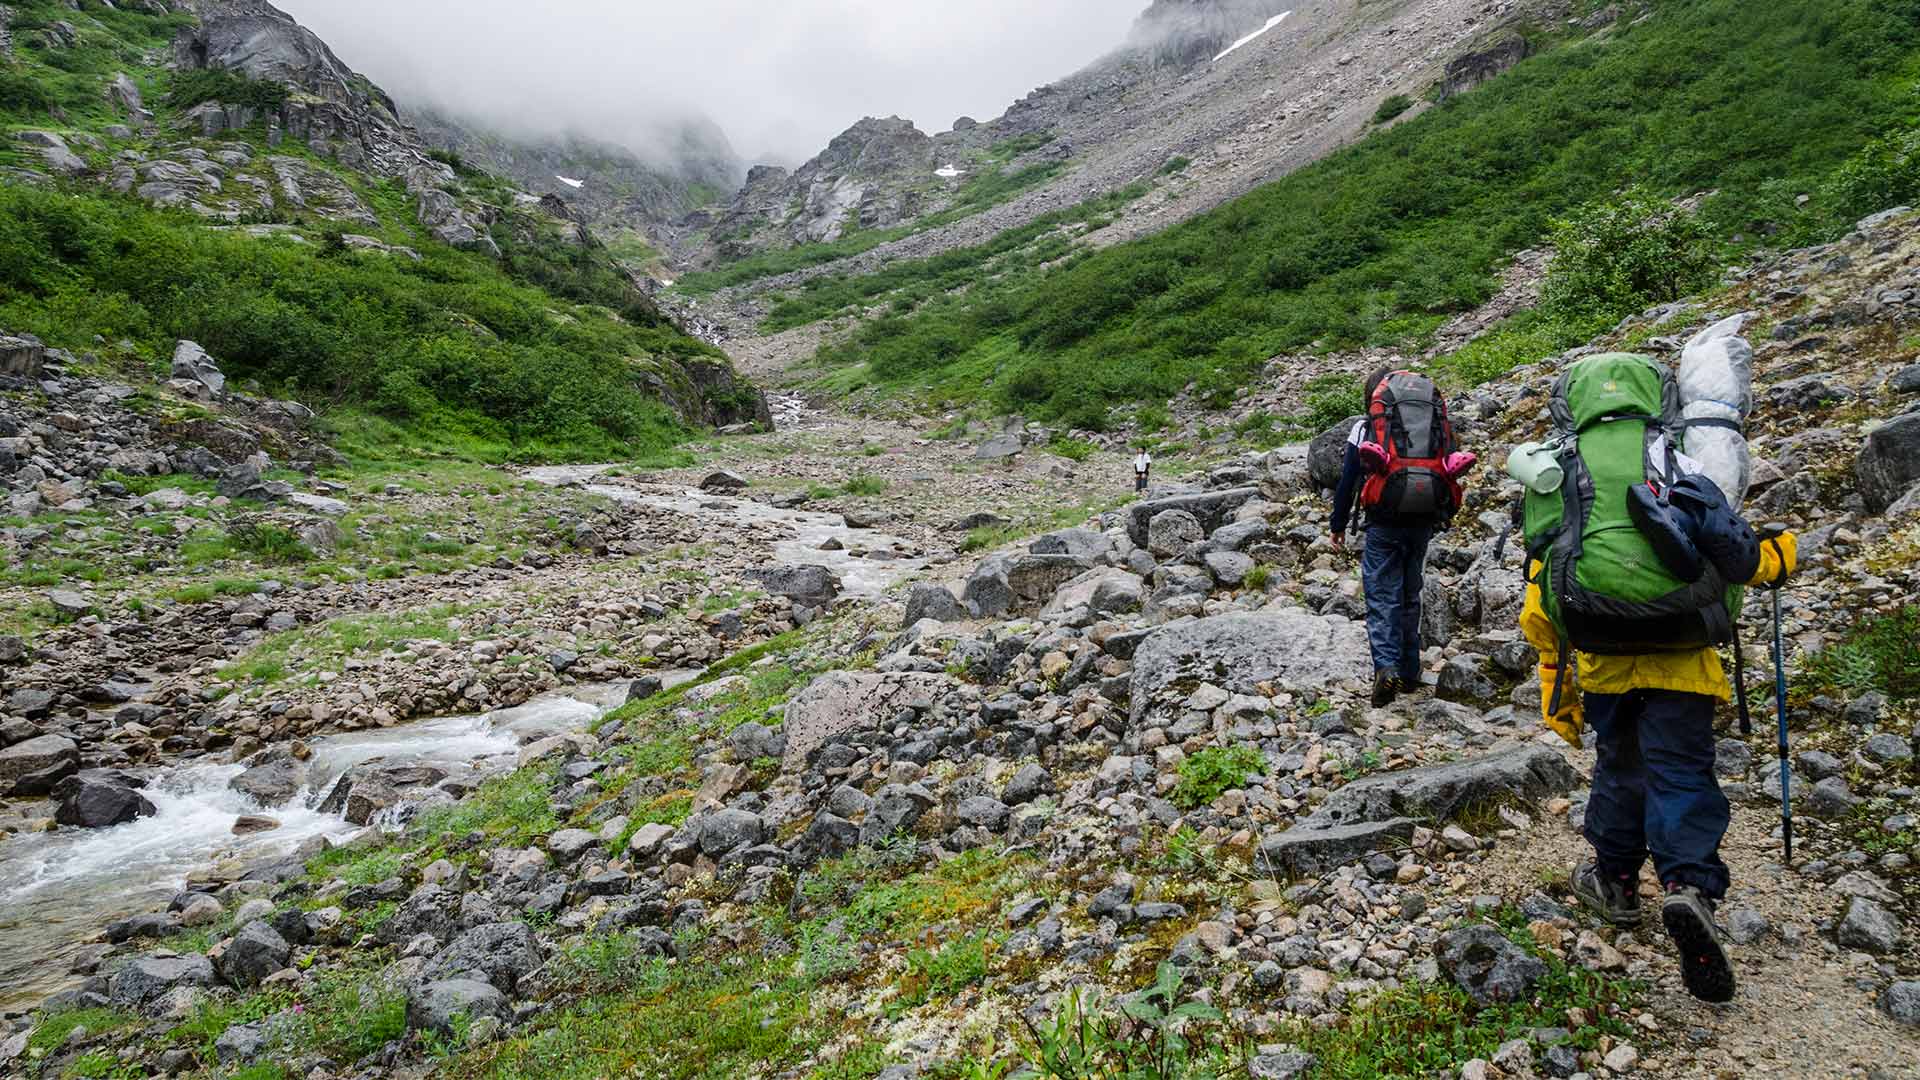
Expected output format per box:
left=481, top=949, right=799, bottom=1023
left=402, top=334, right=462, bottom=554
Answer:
left=1570, top=862, right=1642, bottom=927
left=1370, top=671, right=1401, bottom=708
left=1662, top=885, right=1736, bottom=1003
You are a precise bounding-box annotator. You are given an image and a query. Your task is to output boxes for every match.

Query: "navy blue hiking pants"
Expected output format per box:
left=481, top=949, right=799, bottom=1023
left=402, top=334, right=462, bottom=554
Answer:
left=1584, top=688, right=1731, bottom=900
left=1361, top=524, right=1431, bottom=684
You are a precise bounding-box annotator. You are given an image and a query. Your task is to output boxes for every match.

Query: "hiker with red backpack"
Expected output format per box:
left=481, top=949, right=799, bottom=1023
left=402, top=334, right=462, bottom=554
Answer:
left=1329, top=367, right=1477, bottom=708
left=1514, top=346, right=1797, bottom=1003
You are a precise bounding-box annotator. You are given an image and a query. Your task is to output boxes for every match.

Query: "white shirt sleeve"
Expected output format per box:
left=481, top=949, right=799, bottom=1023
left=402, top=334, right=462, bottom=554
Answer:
left=1348, top=420, right=1366, bottom=447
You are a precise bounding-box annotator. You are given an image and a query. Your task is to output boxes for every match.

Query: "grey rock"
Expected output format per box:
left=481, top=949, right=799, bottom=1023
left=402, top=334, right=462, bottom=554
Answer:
left=1795, top=749, right=1845, bottom=780
left=861, top=783, right=936, bottom=844
left=965, top=552, right=1092, bottom=617
left=407, top=978, right=508, bottom=1037
left=902, top=583, right=965, bottom=626
left=1308, top=417, right=1365, bottom=491
left=1857, top=413, right=1920, bottom=512
left=0, top=733, right=79, bottom=795
left=1031, top=527, right=1115, bottom=562
left=1836, top=896, right=1903, bottom=954
left=419, top=921, right=540, bottom=992
left=218, top=920, right=290, bottom=988
left=53, top=769, right=156, bottom=828
left=1126, top=488, right=1262, bottom=548
left=1725, top=908, right=1771, bottom=945
left=700, top=469, right=747, bottom=492
left=1807, top=776, right=1856, bottom=819
left=110, top=954, right=216, bottom=1009
left=214, top=1020, right=270, bottom=1065
left=696, top=808, right=769, bottom=856
left=1863, top=733, right=1912, bottom=764
left=1147, top=509, right=1204, bottom=558
left=229, top=754, right=306, bottom=805
left=1088, top=880, right=1135, bottom=918
left=746, top=564, right=841, bottom=608
left=1880, top=981, right=1920, bottom=1026
left=377, top=883, right=460, bottom=945
left=1844, top=691, right=1887, bottom=726
left=1436, top=924, right=1547, bottom=1005
left=953, top=796, right=1011, bottom=831
left=1258, top=818, right=1418, bottom=877
left=1002, top=763, right=1055, bottom=804
left=974, top=434, right=1023, bottom=460
left=1713, top=738, right=1752, bottom=778
left=1130, top=612, right=1370, bottom=728
left=797, top=812, right=860, bottom=861
left=1248, top=1051, right=1317, bottom=1080
left=1203, top=550, right=1255, bottom=587
left=547, top=828, right=599, bottom=861
left=783, top=671, right=953, bottom=768
left=1304, top=746, right=1579, bottom=829
left=1436, top=655, right=1497, bottom=705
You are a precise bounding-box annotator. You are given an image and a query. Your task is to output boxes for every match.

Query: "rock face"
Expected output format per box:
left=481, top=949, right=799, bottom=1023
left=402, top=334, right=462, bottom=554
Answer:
left=1130, top=612, right=1371, bottom=727
left=1856, top=413, right=1920, bottom=512
left=1440, top=34, right=1535, bottom=99
left=712, top=116, right=936, bottom=254
left=1303, top=747, right=1580, bottom=829
left=782, top=671, right=954, bottom=768
left=1127, top=0, right=1296, bottom=68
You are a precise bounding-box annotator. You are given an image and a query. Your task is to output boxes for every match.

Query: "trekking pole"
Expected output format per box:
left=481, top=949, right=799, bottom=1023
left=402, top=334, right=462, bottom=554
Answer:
left=1763, top=530, right=1793, bottom=863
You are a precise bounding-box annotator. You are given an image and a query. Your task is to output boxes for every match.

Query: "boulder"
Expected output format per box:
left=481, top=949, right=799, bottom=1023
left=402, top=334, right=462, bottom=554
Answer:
left=747, top=564, right=842, bottom=608
left=0, top=733, right=79, bottom=796
left=964, top=552, right=1093, bottom=617
left=699, top=469, right=748, bottom=492
left=1856, top=413, right=1920, bottom=512
left=1030, top=528, right=1114, bottom=562
left=1304, top=746, right=1579, bottom=829
left=218, top=920, right=290, bottom=988
left=1125, top=488, right=1262, bottom=548
left=407, top=978, right=508, bottom=1037
left=1130, top=612, right=1371, bottom=727
left=1881, top=981, right=1920, bottom=1027
left=902, top=583, right=966, bottom=626
left=783, top=671, right=954, bottom=769
left=1308, top=417, right=1364, bottom=491
left=377, top=883, right=460, bottom=945
left=974, top=434, right=1023, bottom=460
left=230, top=753, right=307, bottom=806
left=53, top=769, right=157, bottom=828
left=1436, top=655, right=1497, bottom=705
left=1002, top=763, right=1056, bottom=805
left=694, top=808, right=769, bottom=856
left=110, top=954, right=216, bottom=1008
left=1146, top=509, right=1204, bottom=558
left=1258, top=818, right=1418, bottom=877
left=1437, top=924, right=1547, bottom=1005
left=418, top=921, right=541, bottom=992
left=170, top=340, right=225, bottom=397
left=796, top=812, right=861, bottom=862
left=1042, top=567, right=1144, bottom=619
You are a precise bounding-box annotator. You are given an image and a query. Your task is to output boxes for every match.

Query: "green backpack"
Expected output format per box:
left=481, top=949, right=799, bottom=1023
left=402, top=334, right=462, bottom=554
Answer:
left=1522, top=353, right=1745, bottom=660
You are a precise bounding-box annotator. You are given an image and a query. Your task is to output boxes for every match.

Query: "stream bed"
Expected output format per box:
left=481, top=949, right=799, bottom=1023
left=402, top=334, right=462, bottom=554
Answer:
left=0, top=686, right=626, bottom=1009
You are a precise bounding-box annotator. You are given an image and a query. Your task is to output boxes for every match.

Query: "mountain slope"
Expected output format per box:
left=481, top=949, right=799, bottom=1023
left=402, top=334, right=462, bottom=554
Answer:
left=0, top=0, right=763, bottom=461
left=787, top=0, right=1920, bottom=427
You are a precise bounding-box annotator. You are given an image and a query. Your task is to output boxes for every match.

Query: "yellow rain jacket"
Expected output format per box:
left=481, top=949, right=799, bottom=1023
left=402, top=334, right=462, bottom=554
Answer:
left=1520, top=534, right=1796, bottom=747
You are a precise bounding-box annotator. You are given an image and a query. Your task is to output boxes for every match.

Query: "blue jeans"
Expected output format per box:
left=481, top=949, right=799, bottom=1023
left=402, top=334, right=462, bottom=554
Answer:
left=1585, top=689, right=1731, bottom=899
left=1361, top=524, right=1431, bottom=683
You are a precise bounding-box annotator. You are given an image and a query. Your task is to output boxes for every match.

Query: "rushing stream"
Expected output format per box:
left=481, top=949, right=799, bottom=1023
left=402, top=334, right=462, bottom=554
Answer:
left=522, top=466, right=928, bottom=598
left=0, top=687, right=627, bottom=1009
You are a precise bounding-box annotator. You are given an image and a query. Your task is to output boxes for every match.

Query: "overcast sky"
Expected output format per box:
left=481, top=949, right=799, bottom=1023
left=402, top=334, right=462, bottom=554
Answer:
left=278, top=1, right=1144, bottom=168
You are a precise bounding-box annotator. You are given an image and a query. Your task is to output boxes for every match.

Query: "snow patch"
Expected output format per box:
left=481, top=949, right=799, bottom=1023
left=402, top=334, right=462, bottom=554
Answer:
left=1212, top=11, right=1292, bottom=63
left=555, top=175, right=585, bottom=189
left=935, top=165, right=962, bottom=179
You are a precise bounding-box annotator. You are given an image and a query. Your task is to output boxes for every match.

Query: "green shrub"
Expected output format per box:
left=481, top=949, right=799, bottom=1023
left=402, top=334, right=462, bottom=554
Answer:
left=1805, top=606, right=1920, bottom=699
left=1373, top=94, right=1415, bottom=124
left=1300, top=372, right=1365, bottom=431
left=843, top=473, right=888, bottom=497
left=164, top=68, right=290, bottom=112
left=1170, top=745, right=1265, bottom=810
left=1541, top=187, right=1717, bottom=320
left=1046, top=436, right=1097, bottom=462
left=0, top=71, right=56, bottom=115
left=1160, top=155, right=1193, bottom=175
left=227, top=522, right=313, bottom=564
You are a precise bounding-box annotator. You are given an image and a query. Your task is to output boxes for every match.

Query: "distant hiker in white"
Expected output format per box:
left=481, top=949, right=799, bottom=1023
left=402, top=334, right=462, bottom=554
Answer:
left=1133, top=449, right=1152, bottom=492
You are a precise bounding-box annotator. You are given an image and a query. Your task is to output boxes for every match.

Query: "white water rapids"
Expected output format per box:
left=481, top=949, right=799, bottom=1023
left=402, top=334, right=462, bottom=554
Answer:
left=0, top=688, right=624, bottom=1009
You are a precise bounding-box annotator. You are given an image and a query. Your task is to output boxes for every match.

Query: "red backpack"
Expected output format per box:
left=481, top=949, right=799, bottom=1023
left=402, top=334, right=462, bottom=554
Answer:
left=1359, top=371, right=1461, bottom=522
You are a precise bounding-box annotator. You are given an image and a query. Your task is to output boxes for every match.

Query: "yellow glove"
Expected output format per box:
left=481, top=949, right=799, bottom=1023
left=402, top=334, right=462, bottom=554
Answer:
left=1540, top=662, right=1584, bottom=748
left=1750, top=531, right=1797, bottom=589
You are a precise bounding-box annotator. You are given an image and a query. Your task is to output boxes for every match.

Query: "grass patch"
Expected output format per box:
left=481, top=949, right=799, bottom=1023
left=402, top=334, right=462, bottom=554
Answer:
left=1803, top=605, right=1920, bottom=699
left=1170, top=745, right=1265, bottom=810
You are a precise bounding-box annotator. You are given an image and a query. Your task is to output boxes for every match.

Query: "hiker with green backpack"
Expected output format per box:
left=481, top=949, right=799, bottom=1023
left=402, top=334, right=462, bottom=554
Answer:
left=1515, top=350, right=1796, bottom=1003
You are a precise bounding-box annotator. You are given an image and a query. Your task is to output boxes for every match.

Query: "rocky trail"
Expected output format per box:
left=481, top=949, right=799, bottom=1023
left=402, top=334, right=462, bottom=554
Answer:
left=5, top=216, right=1920, bottom=1080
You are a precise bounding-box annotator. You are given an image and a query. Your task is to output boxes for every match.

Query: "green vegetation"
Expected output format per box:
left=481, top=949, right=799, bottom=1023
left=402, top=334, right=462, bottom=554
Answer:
left=765, top=183, right=1148, bottom=334
left=0, top=1, right=189, bottom=125
left=842, top=473, right=888, bottom=497
left=1804, top=605, right=1920, bottom=699
left=806, top=0, right=1920, bottom=423
left=1018, top=964, right=1240, bottom=1080
left=0, top=176, right=717, bottom=464
left=1372, top=94, right=1415, bottom=124
left=219, top=605, right=470, bottom=686
left=1159, top=156, right=1193, bottom=176
left=1541, top=186, right=1717, bottom=319
left=163, top=68, right=289, bottom=112
left=1170, top=745, right=1264, bottom=810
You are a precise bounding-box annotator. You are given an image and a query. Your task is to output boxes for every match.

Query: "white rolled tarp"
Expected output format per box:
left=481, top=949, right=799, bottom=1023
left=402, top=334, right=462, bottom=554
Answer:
left=1678, top=313, right=1755, bottom=509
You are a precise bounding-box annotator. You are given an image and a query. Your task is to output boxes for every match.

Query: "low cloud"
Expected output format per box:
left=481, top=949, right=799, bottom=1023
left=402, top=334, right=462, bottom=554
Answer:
left=277, top=0, right=1144, bottom=167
